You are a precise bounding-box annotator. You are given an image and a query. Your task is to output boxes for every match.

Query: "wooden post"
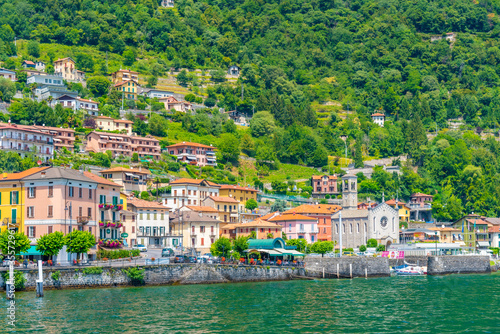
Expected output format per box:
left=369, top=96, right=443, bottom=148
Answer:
left=337, top=263, right=339, bottom=278
left=350, top=264, right=352, bottom=278
left=322, top=267, right=325, bottom=278
left=36, top=260, right=43, bottom=297
left=365, top=267, right=368, bottom=278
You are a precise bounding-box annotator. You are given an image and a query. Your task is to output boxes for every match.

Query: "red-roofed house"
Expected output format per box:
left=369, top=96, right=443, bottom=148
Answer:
left=489, top=225, right=500, bottom=248
left=311, top=175, right=339, bottom=198
left=95, top=116, right=133, bottom=135
left=269, top=213, right=319, bottom=243
left=202, top=196, right=239, bottom=224
left=54, top=57, right=79, bottom=81
left=409, top=193, right=434, bottom=222
left=167, top=141, right=217, bottom=167
left=371, top=112, right=385, bottom=127
left=113, top=80, right=139, bottom=100
left=159, top=96, right=192, bottom=113
left=165, top=178, right=220, bottom=210
left=283, top=204, right=341, bottom=241
left=22, top=60, right=36, bottom=69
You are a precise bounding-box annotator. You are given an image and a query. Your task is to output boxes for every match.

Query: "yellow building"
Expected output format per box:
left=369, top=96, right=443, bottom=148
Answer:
left=113, top=80, right=139, bottom=100
left=385, top=199, right=411, bottom=223
left=0, top=167, right=49, bottom=234
left=202, top=196, right=240, bottom=223
left=218, top=185, right=259, bottom=210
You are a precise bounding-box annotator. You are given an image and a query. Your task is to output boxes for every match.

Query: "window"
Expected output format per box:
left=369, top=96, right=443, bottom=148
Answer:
left=192, top=226, right=195, bottom=233
left=27, top=206, right=34, bottom=218
left=200, top=226, right=205, bottom=233
left=132, top=226, right=135, bottom=233
left=323, top=227, right=326, bottom=234
left=201, top=238, right=204, bottom=246
left=10, top=191, right=19, bottom=205
left=192, top=238, right=195, bottom=246
left=79, top=207, right=83, bottom=217
left=28, top=226, right=35, bottom=238
left=48, top=186, right=53, bottom=197
left=99, top=195, right=106, bottom=204
left=289, top=224, right=292, bottom=232
left=211, top=238, right=214, bottom=244
left=343, top=224, right=345, bottom=234
left=357, top=223, right=360, bottom=233
left=48, top=206, right=53, bottom=217
left=350, top=223, right=353, bottom=234
left=78, top=187, right=83, bottom=198
left=211, top=226, right=214, bottom=233
left=69, top=186, right=74, bottom=197
left=48, top=226, right=53, bottom=234
left=88, top=207, right=92, bottom=218
left=28, top=187, right=36, bottom=198
left=335, top=224, right=338, bottom=234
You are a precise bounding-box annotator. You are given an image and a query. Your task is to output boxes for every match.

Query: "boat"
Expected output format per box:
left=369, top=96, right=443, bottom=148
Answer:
left=391, top=263, right=427, bottom=275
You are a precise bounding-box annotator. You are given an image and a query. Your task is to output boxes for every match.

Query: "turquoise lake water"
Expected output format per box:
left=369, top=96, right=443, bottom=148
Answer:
left=3, top=273, right=500, bottom=333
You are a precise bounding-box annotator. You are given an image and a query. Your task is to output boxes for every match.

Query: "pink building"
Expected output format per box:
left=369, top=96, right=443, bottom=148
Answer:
left=166, top=141, right=217, bottom=166
left=22, top=167, right=124, bottom=264
left=268, top=213, right=319, bottom=243
left=311, top=175, right=338, bottom=198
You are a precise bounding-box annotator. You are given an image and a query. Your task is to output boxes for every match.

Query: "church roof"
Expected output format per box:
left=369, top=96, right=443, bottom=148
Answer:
left=331, top=209, right=369, bottom=219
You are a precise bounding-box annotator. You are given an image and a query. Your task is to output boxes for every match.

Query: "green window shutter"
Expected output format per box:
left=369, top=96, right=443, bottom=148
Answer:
left=9, top=191, right=12, bottom=205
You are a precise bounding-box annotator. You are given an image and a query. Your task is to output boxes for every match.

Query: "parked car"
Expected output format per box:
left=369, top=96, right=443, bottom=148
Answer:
left=188, top=256, right=197, bottom=263
left=174, top=255, right=189, bottom=263
left=161, top=248, right=175, bottom=257
left=132, top=244, right=147, bottom=252
left=343, top=251, right=355, bottom=256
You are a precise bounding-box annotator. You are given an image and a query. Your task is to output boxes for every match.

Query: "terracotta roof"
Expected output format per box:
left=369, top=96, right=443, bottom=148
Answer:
left=428, top=227, right=460, bottom=232
left=99, top=167, right=151, bottom=175
left=54, top=57, right=75, bottom=63
left=83, top=171, right=121, bottom=187
left=283, top=204, right=341, bottom=215
left=484, top=218, right=500, bottom=226
left=114, top=119, right=133, bottom=123
left=311, top=175, right=337, bottom=180
left=332, top=209, right=370, bottom=219
left=207, top=196, right=239, bottom=203
left=0, top=124, right=55, bottom=136
left=268, top=214, right=317, bottom=222
left=114, top=69, right=138, bottom=74
left=130, top=135, right=159, bottom=142
left=489, top=225, right=500, bottom=233
left=29, top=125, right=75, bottom=133
left=95, top=116, right=113, bottom=119
left=465, top=218, right=492, bottom=226
left=77, top=98, right=98, bottom=104
left=219, top=184, right=258, bottom=192
left=411, top=193, right=433, bottom=198
left=127, top=198, right=169, bottom=210
left=23, top=60, right=35, bottom=65
left=184, top=205, right=219, bottom=213
left=113, top=79, right=138, bottom=87
left=170, top=178, right=219, bottom=187
left=385, top=199, right=407, bottom=206
left=0, top=167, right=50, bottom=181
left=166, top=141, right=215, bottom=149
left=371, top=113, right=385, bottom=117
left=260, top=211, right=279, bottom=221
left=228, top=218, right=282, bottom=229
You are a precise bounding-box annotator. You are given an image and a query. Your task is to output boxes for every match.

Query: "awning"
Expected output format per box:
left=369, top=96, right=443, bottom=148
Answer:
left=478, top=241, right=490, bottom=247
left=125, top=173, right=138, bottom=177
left=259, top=249, right=282, bottom=256
left=20, top=245, right=42, bottom=256
left=187, top=156, right=196, bottom=160
left=207, top=158, right=216, bottom=162
left=287, top=250, right=305, bottom=256
left=274, top=248, right=294, bottom=256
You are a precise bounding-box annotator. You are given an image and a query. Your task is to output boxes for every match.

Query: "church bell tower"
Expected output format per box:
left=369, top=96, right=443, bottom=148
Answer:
left=341, top=173, right=358, bottom=210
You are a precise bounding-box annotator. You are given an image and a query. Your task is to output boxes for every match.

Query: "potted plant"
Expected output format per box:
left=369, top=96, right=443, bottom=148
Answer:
left=99, top=221, right=104, bottom=226
left=98, top=204, right=104, bottom=209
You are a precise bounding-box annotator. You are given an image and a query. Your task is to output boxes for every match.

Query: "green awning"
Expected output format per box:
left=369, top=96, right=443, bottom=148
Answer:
left=20, top=245, right=42, bottom=256
left=275, top=248, right=294, bottom=256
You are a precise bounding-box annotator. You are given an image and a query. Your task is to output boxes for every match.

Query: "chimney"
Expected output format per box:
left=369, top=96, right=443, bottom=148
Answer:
left=41, top=172, right=46, bottom=178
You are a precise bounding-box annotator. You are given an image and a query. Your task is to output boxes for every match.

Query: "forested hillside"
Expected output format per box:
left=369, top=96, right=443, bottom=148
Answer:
left=2, top=0, right=500, bottom=219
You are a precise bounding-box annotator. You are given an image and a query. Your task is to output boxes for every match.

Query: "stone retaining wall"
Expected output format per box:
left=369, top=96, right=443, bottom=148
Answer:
left=304, top=257, right=390, bottom=278
left=1, top=265, right=305, bottom=290
left=427, top=256, right=491, bottom=275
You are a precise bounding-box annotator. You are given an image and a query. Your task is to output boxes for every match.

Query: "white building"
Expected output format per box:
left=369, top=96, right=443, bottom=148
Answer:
left=27, top=74, right=64, bottom=87
left=0, top=123, right=54, bottom=161
left=161, top=0, right=174, bottom=7
left=170, top=210, right=219, bottom=254
left=35, top=61, right=46, bottom=72
left=140, top=88, right=174, bottom=99
left=0, top=68, right=16, bottom=82
left=371, top=112, right=385, bottom=127
left=165, top=178, right=220, bottom=210
left=127, top=198, right=173, bottom=248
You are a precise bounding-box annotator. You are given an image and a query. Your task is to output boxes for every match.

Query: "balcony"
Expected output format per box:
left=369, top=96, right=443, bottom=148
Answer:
left=1, top=218, right=19, bottom=226
left=77, top=216, right=89, bottom=224
left=99, top=221, right=123, bottom=229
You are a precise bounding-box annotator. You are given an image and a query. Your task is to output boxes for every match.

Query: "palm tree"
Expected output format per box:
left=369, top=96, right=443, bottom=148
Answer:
left=47, top=95, right=53, bottom=107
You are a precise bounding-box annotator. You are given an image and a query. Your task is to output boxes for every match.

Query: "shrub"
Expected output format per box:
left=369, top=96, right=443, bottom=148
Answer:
left=367, top=239, right=377, bottom=248
left=359, top=245, right=367, bottom=252
left=51, top=271, right=61, bottom=281
left=376, top=245, right=385, bottom=252
left=2, top=270, right=26, bottom=290
left=122, top=267, right=145, bottom=286
left=97, top=249, right=136, bottom=260
left=83, top=267, right=104, bottom=275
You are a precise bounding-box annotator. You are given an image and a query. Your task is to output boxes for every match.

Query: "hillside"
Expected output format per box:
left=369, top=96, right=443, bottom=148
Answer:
left=2, top=0, right=500, bottom=220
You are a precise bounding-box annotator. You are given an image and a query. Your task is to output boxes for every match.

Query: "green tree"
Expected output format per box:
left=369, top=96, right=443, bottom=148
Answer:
left=0, top=77, right=16, bottom=101
left=270, top=199, right=287, bottom=212
left=0, top=231, right=30, bottom=255
left=367, top=239, right=377, bottom=248
left=132, top=153, right=139, bottom=162
left=359, top=245, right=367, bottom=252
left=245, top=198, right=258, bottom=210
left=354, top=140, right=363, bottom=168
left=64, top=230, right=95, bottom=260
left=286, top=238, right=308, bottom=253
left=210, top=237, right=231, bottom=258
left=176, top=70, right=189, bottom=86
left=148, top=113, right=168, bottom=136
left=87, top=76, right=111, bottom=97
left=240, top=133, right=255, bottom=156
left=123, top=49, right=136, bottom=66
left=36, top=232, right=65, bottom=258
left=250, top=111, right=275, bottom=137
left=217, top=133, right=240, bottom=164
left=27, top=40, right=40, bottom=58
left=232, top=236, right=249, bottom=253
left=75, top=53, right=94, bottom=72
left=310, top=241, right=334, bottom=257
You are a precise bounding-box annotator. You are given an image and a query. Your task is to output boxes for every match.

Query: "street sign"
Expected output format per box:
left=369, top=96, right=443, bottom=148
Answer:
left=121, top=233, right=128, bottom=238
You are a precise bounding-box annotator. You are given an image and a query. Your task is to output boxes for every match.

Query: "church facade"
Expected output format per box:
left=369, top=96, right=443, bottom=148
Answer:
left=331, top=173, right=399, bottom=249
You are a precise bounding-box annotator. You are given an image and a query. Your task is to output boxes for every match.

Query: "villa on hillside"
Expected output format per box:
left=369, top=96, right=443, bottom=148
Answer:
left=166, top=141, right=217, bottom=167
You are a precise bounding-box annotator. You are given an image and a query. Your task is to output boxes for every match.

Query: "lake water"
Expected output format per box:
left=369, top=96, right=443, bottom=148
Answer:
left=4, top=273, right=500, bottom=333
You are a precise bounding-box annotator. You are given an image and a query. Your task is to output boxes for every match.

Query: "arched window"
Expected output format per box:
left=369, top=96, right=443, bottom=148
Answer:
left=343, top=224, right=345, bottom=234
left=373, top=217, right=376, bottom=230
left=364, top=223, right=367, bottom=233
left=350, top=223, right=353, bottom=234
left=335, top=224, right=338, bottom=234
left=357, top=223, right=360, bottom=233
left=392, top=218, right=395, bottom=232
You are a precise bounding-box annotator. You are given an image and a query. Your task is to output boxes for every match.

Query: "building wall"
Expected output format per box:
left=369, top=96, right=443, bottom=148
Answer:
left=233, top=226, right=282, bottom=240
left=166, top=184, right=219, bottom=210
left=219, top=188, right=257, bottom=210
left=0, top=183, right=26, bottom=234
left=181, top=221, right=218, bottom=254
left=0, top=128, right=54, bottom=161
left=54, top=59, right=76, bottom=81
left=278, top=220, right=318, bottom=243
left=114, top=81, right=138, bottom=100
left=133, top=207, right=169, bottom=247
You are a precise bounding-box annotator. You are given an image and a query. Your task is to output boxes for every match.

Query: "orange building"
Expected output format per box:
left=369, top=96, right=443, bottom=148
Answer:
left=283, top=204, right=341, bottom=241
left=220, top=218, right=282, bottom=240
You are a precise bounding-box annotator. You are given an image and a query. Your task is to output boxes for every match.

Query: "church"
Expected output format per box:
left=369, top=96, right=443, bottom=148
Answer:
left=331, top=173, right=399, bottom=249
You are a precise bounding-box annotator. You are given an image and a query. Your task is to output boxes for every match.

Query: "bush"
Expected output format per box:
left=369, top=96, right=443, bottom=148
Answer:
left=51, top=271, right=61, bottom=281
left=97, top=249, right=136, bottom=260
left=2, top=270, right=26, bottom=290
left=359, top=245, right=367, bottom=252
left=367, top=239, right=377, bottom=248
left=83, top=267, right=103, bottom=275
left=122, top=267, right=145, bottom=285
left=376, top=245, right=385, bottom=252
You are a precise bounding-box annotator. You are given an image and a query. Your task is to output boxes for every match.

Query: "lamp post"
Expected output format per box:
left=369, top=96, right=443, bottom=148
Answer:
left=435, top=231, right=438, bottom=256
left=338, top=211, right=342, bottom=257
left=340, top=135, right=348, bottom=168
